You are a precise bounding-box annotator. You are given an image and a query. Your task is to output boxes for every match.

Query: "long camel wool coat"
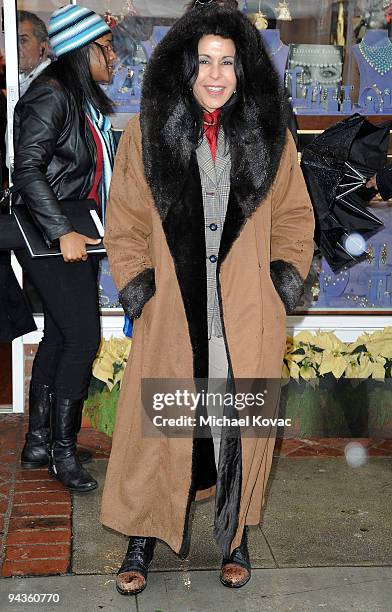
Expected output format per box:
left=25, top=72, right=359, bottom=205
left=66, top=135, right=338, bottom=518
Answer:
left=101, top=6, right=315, bottom=558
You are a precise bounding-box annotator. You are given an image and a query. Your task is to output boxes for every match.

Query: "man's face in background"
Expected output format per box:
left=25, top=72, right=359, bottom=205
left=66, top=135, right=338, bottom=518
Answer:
left=18, top=19, right=48, bottom=74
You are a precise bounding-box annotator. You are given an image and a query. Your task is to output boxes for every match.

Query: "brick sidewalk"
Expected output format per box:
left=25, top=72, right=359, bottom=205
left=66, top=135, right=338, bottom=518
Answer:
left=0, top=415, right=110, bottom=578
left=0, top=413, right=391, bottom=578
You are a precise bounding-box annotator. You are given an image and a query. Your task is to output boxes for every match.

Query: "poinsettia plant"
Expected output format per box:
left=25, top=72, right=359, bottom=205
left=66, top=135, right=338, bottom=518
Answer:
left=89, top=328, right=392, bottom=393
left=92, top=336, right=132, bottom=391
left=283, top=328, right=392, bottom=382
left=85, top=331, right=392, bottom=438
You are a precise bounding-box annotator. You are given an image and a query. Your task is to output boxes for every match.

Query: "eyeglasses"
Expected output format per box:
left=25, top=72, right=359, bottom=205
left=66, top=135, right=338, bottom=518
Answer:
left=93, top=41, right=115, bottom=55
left=194, top=0, right=215, bottom=5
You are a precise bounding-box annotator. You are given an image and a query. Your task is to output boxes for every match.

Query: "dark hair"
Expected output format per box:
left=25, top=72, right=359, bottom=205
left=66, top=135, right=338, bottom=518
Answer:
left=181, top=33, right=244, bottom=148
left=17, top=10, right=49, bottom=44
left=44, top=43, right=113, bottom=115
left=185, top=0, right=239, bottom=11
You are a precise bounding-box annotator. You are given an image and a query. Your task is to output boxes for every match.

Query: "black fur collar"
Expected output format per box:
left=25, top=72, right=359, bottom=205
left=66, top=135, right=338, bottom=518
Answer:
left=140, top=5, right=288, bottom=222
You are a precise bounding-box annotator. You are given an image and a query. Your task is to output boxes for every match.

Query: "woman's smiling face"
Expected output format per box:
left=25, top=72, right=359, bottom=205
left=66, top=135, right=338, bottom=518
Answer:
left=193, top=34, right=237, bottom=112
left=89, top=32, right=117, bottom=83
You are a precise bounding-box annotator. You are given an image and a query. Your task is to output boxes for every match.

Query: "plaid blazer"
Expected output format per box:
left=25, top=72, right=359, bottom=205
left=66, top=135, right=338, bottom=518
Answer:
left=196, top=129, right=231, bottom=339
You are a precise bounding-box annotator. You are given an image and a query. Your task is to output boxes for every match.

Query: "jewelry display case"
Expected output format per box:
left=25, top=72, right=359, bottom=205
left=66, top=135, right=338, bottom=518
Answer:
left=243, top=1, right=392, bottom=314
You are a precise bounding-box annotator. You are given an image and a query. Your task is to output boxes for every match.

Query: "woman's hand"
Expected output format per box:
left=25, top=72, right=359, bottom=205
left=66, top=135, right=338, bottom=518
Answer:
left=59, top=232, right=102, bottom=262
left=366, top=175, right=378, bottom=190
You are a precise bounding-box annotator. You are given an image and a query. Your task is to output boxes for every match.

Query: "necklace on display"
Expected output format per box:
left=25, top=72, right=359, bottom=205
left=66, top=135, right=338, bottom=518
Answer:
left=359, top=37, right=392, bottom=75
left=266, top=41, right=284, bottom=56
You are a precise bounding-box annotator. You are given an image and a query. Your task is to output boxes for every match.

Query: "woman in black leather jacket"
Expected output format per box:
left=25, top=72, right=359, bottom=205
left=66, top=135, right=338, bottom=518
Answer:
left=12, top=4, right=117, bottom=492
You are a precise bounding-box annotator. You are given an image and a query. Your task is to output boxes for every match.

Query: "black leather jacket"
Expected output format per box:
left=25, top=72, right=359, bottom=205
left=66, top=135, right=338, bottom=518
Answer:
left=377, top=165, right=392, bottom=201
left=12, top=74, right=96, bottom=242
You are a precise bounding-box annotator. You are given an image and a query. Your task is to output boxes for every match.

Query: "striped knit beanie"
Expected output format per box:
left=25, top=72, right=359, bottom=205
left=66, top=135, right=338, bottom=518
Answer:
left=48, top=4, right=111, bottom=58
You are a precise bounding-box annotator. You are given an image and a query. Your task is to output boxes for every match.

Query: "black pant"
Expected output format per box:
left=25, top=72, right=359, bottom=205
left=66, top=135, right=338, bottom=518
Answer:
left=15, top=249, right=101, bottom=400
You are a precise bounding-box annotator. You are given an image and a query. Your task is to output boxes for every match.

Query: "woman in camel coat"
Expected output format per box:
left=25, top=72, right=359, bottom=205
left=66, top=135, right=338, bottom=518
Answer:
left=101, top=3, right=314, bottom=596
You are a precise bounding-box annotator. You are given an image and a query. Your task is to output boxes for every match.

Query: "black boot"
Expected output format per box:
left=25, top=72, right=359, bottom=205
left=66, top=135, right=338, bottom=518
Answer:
left=48, top=396, right=98, bottom=493
left=21, top=382, right=92, bottom=468
left=74, top=405, right=92, bottom=465
left=116, top=537, right=157, bottom=596
left=21, top=381, right=51, bottom=468
left=220, top=527, right=251, bottom=588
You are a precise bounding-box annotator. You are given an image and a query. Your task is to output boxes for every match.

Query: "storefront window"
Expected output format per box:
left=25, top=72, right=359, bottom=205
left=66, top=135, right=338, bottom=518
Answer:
left=9, top=1, right=392, bottom=313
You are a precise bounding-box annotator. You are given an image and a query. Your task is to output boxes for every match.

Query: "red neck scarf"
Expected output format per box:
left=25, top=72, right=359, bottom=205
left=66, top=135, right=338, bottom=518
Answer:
left=203, top=109, right=221, bottom=161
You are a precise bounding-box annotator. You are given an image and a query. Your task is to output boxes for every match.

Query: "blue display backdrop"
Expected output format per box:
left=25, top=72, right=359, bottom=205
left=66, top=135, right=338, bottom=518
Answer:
left=101, top=19, right=174, bottom=118
left=98, top=19, right=174, bottom=312
left=98, top=258, right=121, bottom=309
left=300, top=201, right=392, bottom=311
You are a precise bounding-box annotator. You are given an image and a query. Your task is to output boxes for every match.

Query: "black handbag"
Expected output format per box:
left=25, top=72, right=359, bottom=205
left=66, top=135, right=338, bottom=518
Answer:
left=0, top=188, right=25, bottom=250
left=0, top=213, right=26, bottom=250
left=0, top=252, right=37, bottom=341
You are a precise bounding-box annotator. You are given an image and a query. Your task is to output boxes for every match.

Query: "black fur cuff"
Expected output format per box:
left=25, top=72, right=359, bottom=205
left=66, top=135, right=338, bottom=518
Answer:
left=118, top=268, right=155, bottom=319
left=270, top=260, right=304, bottom=315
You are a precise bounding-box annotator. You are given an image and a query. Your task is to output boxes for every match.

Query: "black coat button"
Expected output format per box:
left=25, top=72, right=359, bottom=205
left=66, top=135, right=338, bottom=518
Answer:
left=209, top=223, right=218, bottom=231
left=209, top=255, right=217, bottom=263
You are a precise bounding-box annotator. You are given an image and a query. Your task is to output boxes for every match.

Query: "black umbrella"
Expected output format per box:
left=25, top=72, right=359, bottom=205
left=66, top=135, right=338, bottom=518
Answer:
left=301, top=113, right=390, bottom=272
